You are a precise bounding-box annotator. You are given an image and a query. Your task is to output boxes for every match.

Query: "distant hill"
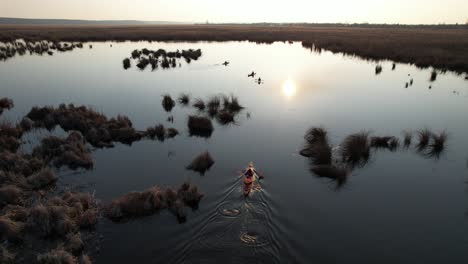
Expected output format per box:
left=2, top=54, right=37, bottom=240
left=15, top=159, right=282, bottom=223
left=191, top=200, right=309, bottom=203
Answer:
left=0, top=17, right=189, bottom=25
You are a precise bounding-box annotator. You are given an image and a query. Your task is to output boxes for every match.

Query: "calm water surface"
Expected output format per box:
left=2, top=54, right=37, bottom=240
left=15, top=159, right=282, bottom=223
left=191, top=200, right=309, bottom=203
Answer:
left=1, top=41, right=468, bottom=263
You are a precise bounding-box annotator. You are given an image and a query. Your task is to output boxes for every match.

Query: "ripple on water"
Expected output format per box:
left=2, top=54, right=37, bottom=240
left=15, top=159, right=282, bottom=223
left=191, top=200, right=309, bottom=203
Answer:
left=217, top=200, right=243, bottom=217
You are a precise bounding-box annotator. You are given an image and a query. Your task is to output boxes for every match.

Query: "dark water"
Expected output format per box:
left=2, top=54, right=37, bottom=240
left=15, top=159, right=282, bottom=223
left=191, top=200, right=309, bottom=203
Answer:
left=1, top=41, right=468, bottom=263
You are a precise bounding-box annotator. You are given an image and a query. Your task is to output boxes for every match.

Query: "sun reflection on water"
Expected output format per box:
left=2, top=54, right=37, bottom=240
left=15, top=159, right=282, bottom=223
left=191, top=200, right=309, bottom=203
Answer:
left=282, top=78, right=297, bottom=98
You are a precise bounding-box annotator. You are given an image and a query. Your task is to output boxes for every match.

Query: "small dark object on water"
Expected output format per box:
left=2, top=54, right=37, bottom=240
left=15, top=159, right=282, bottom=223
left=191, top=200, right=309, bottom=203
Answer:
left=248, top=71, right=256, bottom=78
left=410, top=79, right=413, bottom=85
left=375, top=65, right=382, bottom=75
left=430, top=70, right=437, bottom=82
left=123, top=58, right=131, bottom=69
left=222, top=61, right=229, bottom=66
left=429, top=85, right=432, bottom=89
left=167, top=116, right=174, bottom=123
left=392, top=63, right=396, bottom=70
left=405, top=82, right=409, bottom=88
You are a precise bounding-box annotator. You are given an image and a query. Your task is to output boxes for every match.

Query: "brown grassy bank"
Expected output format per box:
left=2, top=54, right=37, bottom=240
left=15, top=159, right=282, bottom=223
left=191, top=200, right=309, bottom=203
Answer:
left=0, top=24, right=467, bottom=73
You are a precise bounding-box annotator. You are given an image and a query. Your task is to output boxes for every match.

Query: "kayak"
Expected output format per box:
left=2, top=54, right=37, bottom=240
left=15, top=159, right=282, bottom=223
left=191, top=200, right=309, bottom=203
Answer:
left=243, top=176, right=254, bottom=196
left=243, top=163, right=256, bottom=196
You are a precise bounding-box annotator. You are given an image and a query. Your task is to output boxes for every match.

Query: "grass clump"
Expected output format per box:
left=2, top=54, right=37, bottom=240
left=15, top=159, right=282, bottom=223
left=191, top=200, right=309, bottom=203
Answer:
left=341, top=132, right=370, bottom=167
left=416, top=128, right=432, bottom=151
left=370, top=136, right=399, bottom=151
left=223, top=95, right=244, bottom=112
left=300, top=127, right=332, bottom=166
left=193, top=99, right=205, bottom=111
left=162, top=94, right=175, bottom=112
left=105, top=182, right=203, bottom=222
left=37, top=249, right=76, bottom=264
left=27, top=168, right=58, bottom=190
left=123, top=58, right=131, bottom=69
left=28, top=192, right=98, bottom=238
left=188, top=116, right=214, bottom=138
left=216, top=111, right=235, bottom=125
left=375, top=65, right=383, bottom=75
left=0, top=217, right=24, bottom=242
left=178, top=93, right=190, bottom=105
left=0, top=185, right=23, bottom=207
left=146, top=124, right=165, bottom=141
left=427, top=131, right=447, bottom=158
left=32, top=132, right=93, bottom=170
left=0, top=98, right=14, bottom=115
left=186, top=151, right=215, bottom=175
left=403, top=130, right=412, bottom=148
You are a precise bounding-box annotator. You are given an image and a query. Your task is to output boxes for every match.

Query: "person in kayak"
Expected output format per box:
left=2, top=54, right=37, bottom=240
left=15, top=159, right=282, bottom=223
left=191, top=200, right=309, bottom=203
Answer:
left=243, top=162, right=262, bottom=183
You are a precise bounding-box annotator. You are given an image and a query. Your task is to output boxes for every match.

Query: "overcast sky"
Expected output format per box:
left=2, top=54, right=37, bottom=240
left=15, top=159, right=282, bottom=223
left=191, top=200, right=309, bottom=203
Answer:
left=1, top=0, right=467, bottom=24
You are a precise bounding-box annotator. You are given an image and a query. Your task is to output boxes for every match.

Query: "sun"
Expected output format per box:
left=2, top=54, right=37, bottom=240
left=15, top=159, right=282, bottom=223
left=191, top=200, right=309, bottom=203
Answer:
left=282, top=78, right=297, bottom=98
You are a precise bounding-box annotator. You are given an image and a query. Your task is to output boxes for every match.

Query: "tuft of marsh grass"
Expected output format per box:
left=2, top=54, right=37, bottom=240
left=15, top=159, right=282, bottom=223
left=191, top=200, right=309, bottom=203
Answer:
left=216, top=111, right=235, bottom=125
left=146, top=124, right=165, bottom=141
left=193, top=99, right=206, bottom=111
left=426, top=131, right=447, bottom=159
left=300, top=127, right=332, bottom=166
left=416, top=128, right=432, bottom=151
left=403, top=130, right=412, bottom=148
left=370, top=136, right=399, bottom=151
left=187, top=116, right=213, bottom=138
left=178, top=93, right=190, bottom=105
left=186, top=151, right=215, bottom=175
left=375, top=65, right=383, bottom=75
left=162, top=95, right=175, bottom=112
left=207, top=96, right=221, bottom=111
left=123, top=58, right=131, bottom=69
left=341, top=132, right=370, bottom=167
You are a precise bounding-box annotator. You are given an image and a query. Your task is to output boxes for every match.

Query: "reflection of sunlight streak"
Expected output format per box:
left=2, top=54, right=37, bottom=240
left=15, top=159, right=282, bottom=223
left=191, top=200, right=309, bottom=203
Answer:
left=282, top=78, right=297, bottom=98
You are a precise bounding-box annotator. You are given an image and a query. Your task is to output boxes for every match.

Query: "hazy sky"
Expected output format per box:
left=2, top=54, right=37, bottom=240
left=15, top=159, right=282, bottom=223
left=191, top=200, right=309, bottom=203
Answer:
left=1, top=0, right=467, bottom=24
